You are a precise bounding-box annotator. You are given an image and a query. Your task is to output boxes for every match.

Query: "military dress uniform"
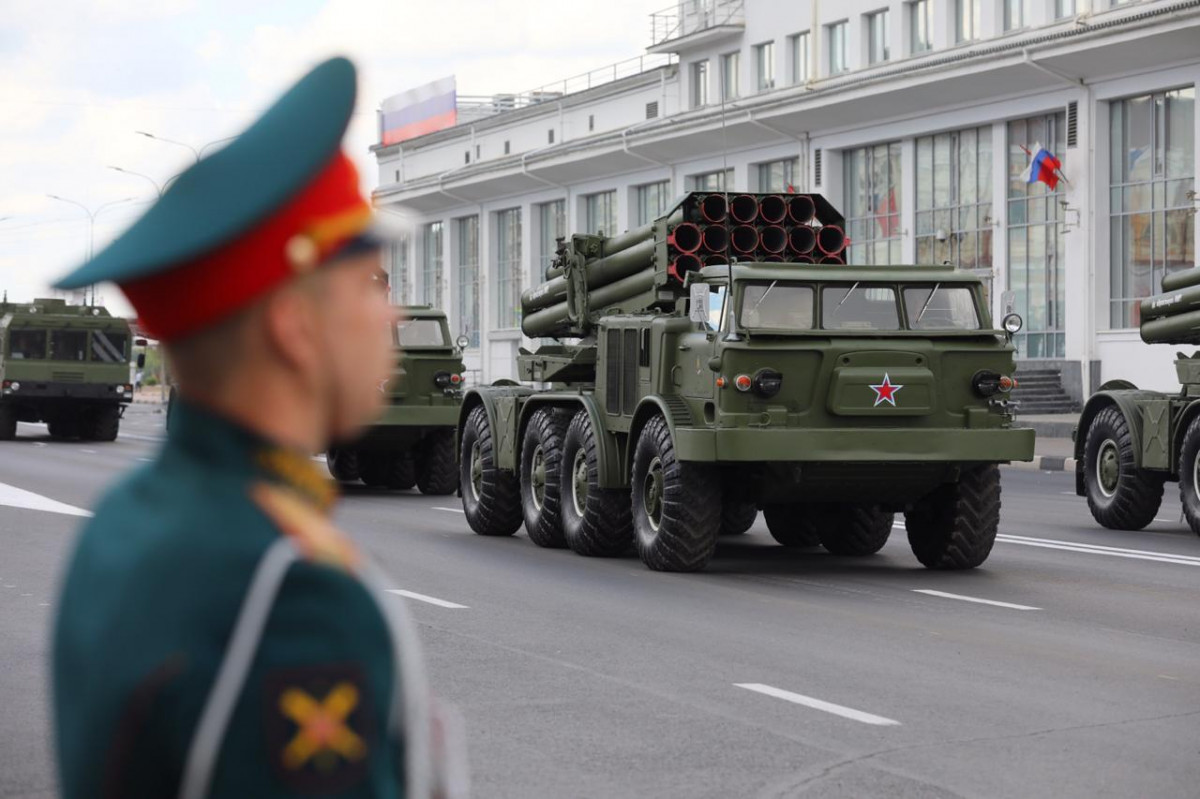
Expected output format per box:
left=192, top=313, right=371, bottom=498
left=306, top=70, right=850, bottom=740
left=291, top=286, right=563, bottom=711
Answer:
left=51, top=58, right=460, bottom=798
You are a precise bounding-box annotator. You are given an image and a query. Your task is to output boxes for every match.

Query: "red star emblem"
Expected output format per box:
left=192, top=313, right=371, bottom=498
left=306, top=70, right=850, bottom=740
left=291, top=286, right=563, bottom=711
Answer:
left=869, top=373, right=903, bottom=407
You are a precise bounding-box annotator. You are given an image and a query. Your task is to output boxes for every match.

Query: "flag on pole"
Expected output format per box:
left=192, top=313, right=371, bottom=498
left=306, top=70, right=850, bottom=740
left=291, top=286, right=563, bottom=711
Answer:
left=379, top=76, right=457, bottom=146
left=1019, top=143, right=1065, bottom=191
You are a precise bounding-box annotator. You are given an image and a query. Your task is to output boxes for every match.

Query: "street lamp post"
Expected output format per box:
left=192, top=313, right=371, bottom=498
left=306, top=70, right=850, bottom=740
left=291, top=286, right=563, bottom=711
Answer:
left=135, top=131, right=237, bottom=191
left=45, top=195, right=135, bottom=305
left=108, top=166, right=163, bottom=197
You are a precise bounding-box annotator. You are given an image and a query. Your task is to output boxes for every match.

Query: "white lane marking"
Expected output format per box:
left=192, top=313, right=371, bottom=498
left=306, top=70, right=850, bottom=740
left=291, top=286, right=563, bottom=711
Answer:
left=80, top=449, right=97, bottom=455
left=0, top=482, right=92, bottom=518
left=385, top=589, right=468, bottom=609
left=996, top=534, right=1200, bottom=566
left=118, top=433, right=165, bottom=443
left=735, top=683, right=901, bottom=726
left=912, top=589, right=1040, bottom=611
left=432, top=506, right=464, bottom=514
left=1153, top=517, right=1174, bottom=523
left=136, top=457, right=154, bottom=462
left=1060, top=491, right=1077, bottom=495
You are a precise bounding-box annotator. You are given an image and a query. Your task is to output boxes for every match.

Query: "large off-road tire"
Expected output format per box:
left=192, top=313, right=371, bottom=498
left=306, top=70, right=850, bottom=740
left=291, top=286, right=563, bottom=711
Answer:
left=1176, top=416, right=1200, bottom=537
left=0, top=406, right=16, bottom=441
left=358, top=452, right=391, bottom=488
left=905, top=464, right=1001, bottom=569
left=559, top=410, right=632, bottom=557
left=763, top=504, right=821, bottom=548
left=326, top=448, right=361, bottom=483
left=720, top=499, right=757, bottom=536
left=1082, top=406, right=1163, bottom=531
left=387, top=453, right=417, bottom=490
left=811, top=504, right=894, bottom=556
left=461, top=405, right=522, bottom=537
left=416, top=429, right=458, bottom=495
left=520, top=408, right=570, bottom=548
left=631, top=415, right=720, bottom=572
left=47, top=416, right=80, bottom=440
left=86, top=406, right=120, bottom=442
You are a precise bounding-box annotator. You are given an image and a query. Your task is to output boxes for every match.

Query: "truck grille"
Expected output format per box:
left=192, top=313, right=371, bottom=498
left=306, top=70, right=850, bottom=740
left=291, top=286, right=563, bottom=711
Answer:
left=52, top=371, right=85, bottom=383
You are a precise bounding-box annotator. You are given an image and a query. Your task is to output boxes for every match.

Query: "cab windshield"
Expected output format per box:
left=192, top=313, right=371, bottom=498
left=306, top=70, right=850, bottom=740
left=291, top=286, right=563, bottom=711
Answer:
left=396, top=319, right=447, bottom=347
left=738, top=282, right=815, bottom=330
left=7, top=329, right=47, bottom=359
left=822, top=285, right=900, bottom=331
left=903, top=286, right=981, bottom=330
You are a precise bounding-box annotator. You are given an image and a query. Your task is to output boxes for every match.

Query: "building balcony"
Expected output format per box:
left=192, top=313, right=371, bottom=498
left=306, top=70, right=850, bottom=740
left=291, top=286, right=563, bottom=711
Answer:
left=647, top=0, right=745, bottom=54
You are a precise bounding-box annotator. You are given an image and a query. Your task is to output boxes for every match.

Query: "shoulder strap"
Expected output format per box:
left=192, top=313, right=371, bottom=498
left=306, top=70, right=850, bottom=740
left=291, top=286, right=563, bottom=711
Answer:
left=177, top=538, right=299, bottom=799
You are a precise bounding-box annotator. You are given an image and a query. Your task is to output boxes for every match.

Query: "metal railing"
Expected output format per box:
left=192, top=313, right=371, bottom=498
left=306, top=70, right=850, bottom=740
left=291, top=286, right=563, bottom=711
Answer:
left=649, top=0, right=745, bottom=47
left=456, top=53, right=677, bottom=120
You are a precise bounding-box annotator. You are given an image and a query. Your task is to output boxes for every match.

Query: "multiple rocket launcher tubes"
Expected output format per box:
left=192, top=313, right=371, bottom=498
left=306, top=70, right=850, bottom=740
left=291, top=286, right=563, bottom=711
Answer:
left=665, top=193, right=847, bottom=283
left=1140, top=267, right=1200, bottom=345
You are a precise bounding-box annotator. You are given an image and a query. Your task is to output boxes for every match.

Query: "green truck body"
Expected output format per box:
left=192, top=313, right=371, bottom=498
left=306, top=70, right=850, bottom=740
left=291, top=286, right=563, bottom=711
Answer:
left=1075, top=267, right=1200, bottom=536
left=0, top=298, right=135, bottom=441
left=457, top=192, right=1035, bottom=572
left=326, top=306, right=464, bottom=495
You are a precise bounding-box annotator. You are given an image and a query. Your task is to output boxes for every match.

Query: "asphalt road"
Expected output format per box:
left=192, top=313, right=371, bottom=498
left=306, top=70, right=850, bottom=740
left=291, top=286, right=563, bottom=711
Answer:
left=1, top=405, right=1197, bottom=798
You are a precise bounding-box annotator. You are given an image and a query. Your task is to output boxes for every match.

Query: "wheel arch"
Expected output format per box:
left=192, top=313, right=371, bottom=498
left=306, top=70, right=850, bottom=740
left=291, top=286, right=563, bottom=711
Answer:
left=458, top=384, right=535, bottom=474
left=1074, top=388, right=1151, bottom=495
left=628, top=396, right=681, bottom=483
left=519, top=394, right=624, bottom=490
left=1170, top=399, right=1200, bottom=472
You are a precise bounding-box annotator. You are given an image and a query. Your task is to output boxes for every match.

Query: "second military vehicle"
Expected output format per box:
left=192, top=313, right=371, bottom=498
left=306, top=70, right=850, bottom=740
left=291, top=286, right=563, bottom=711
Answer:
left=0, top=297, right=138, bottom=442
left=1075, top=266, right=1200, bottom=536
left=326, top=307, right=464, bottom=495
left=457, top=192, right=1035, bottom=572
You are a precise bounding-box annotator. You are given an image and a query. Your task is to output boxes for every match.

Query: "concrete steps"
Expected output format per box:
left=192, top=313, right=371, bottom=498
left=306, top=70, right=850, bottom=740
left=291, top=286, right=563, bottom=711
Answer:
left=1013, top=367, right=1080, bottom=414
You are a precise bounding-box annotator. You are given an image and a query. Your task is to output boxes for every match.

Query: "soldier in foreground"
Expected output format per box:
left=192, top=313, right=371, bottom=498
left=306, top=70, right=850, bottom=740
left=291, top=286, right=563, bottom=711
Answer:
left=51, top=58, right=463, bottom=797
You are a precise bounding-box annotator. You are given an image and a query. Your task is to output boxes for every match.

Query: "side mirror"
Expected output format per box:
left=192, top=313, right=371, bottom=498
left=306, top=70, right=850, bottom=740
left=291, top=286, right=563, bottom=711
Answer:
left=136, top=353, right=146, bottom=369
left=1001, top=312, right=1023, bottom=342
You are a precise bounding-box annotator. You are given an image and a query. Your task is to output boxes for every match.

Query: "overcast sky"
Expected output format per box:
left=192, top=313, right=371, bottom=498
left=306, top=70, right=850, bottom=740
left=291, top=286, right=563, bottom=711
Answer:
left=0, top=0, right=665, bottom=312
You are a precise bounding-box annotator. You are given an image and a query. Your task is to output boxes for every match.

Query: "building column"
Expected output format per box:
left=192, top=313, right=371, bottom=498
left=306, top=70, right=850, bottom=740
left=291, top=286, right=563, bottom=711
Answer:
left=1062, top=88, right=1093, bottom=393
left=991, top=120, right=1009, bottom=325
left=900, top=138, right=916, bottom=263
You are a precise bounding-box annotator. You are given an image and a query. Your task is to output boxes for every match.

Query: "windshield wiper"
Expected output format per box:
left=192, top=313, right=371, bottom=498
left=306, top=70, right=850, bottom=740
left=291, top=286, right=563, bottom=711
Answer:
left=833, top=281, right=860, bottom=316
left=751, top=280, right=778, bottom=313
left=914, top=282, right=942, bottom=326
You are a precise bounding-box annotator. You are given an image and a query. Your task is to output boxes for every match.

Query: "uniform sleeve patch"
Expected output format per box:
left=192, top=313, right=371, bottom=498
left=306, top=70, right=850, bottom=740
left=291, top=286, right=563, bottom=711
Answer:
left=265, top=663, right=374, bottom=793
left=252, top=482, right=360, bottom=571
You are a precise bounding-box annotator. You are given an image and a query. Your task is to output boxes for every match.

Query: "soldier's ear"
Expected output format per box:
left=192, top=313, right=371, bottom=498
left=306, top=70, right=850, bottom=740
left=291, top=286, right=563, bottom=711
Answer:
left=262, top=282, right=323, bottom=379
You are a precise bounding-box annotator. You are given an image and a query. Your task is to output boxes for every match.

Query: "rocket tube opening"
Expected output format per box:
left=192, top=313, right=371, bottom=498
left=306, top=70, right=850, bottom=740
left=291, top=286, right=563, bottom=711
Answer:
left=729, top=194, right=759, bottom=224
left=702, top=254, right=728, bottom=266
left=699, top=194, right=728, bottom=223
left=669, top=253, right=703, bottom=282
left=701, top=224, right=729, bottom=253
left=668, top=222, right=702, bottom=254
left=788, top=226, right=816, bottom=254
left=761, top=255, right=786, bottom=263
left=788, top=195, right=816, bottom=225
left=816, top=225, right=846, bottom=255
left=731, top=225, right=759, bottom=254
left=818, top=254, right=845, bottom=265
left=794, top=255, right=816, bottom=264
left=759, top=225, right=787, bottom=254
left=758, top=195, right=787, bottom=225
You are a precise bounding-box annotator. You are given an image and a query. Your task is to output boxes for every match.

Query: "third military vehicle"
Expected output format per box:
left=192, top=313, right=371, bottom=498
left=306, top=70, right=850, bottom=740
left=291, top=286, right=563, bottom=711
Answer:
left=1076, top=266, right=1200, bottom=536
left=326, top=307, right=464, bottom=495
left=457, top=192, right=1035, bottom=572
left=0, top=297, right=138, bottom=441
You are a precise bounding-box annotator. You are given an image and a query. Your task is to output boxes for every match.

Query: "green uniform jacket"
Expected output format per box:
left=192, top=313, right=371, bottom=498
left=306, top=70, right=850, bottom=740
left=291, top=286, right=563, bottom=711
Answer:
left=53, top=402, right=410, bottom=798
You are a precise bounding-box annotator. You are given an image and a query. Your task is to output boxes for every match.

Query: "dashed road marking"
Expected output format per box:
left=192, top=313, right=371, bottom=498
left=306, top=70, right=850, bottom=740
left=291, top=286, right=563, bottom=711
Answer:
left=913, top=589, right=1040, bottom=611
left=385, top=589, right=469, bottom=609
left=735, top=683, right=901, bottom=726
left=432, top=506, right=464, bottom=514
left=0, top=482, right=92, bottom=518
left=995, top=534, right=1200, bottom=566
left=80, top=449, right=97, bottom=455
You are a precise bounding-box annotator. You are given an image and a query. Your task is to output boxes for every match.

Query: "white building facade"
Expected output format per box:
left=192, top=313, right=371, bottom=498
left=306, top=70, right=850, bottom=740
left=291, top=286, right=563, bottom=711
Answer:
left=373, top=0, right=1199, bottom=398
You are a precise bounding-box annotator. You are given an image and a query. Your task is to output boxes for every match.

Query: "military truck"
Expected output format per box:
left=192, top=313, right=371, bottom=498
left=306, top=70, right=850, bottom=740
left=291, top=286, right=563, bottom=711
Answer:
left=0, top=297, right=139, bottom=441
left=326, top=306, right=464, bottom=495
left=1075, top=267, right=1200, bottom=536
left=456, top=192, right=1035, bottom=572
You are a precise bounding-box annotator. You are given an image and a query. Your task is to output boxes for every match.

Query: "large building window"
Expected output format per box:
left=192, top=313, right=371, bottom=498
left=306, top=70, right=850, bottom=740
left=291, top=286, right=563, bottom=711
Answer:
left=635, top=181, right=671, bottom=226
left=916, top=126, right=994, bottom=279
left=691, top=60, right=709, bottom=108
left=1008, top=112, right=1067, bottom=358
left=754, top=41, right=775, bottom=92
left=1004, top=0, right=1029, bottom=30
left=1055, top=0, right=1076, bottom=17
left=956, top=0, right=981, bottom=42
left=420, top=221, right=443, bottom=308
left=844, top=142, right=902, bottom=265
left=755, top=158, right=800, bottom=192
left=828, top=21, right=849, bottom=75
left=689, top=169, right=734, bottom=191
left=789, top=32, right=810, bottom=84
left=536, top=200, right=565, bottom=281
left=388, top=235, right=410, bottom=304
left=454, top=216, right=480, bottom=348
left=867, top=10, right=890, bottom=65
left=910, top=0, right=932, bottom=53
left=1109, top=87, right=1196, bottom=328
left=584, top=190, right=617, bottom=236
left=494, top=209, right=522, bottom=329
left=720, top=51, right=740, bottom=100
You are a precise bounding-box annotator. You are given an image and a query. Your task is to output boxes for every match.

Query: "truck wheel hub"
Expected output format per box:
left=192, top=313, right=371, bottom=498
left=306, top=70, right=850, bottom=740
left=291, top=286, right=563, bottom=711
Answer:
left=1096, top=439, right=1120, bottom=498
left=572, top=450, right=589, bottom=516
left=530, top=444, right=546, bottom=511
left=469, top=441, right=484, bottom=501
left=642, top=456, right=664, bottom=532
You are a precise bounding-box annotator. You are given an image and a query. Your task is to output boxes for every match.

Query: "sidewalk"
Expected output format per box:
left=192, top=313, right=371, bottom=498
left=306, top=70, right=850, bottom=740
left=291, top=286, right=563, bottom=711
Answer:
left=1012, top=412, right=1079, bottom=473
left=131, top=386, right=169, bottom=405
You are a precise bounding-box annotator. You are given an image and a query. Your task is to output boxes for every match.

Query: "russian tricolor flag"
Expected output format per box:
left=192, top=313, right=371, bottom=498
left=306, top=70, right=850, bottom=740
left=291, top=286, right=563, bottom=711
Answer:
left=380, top=76, right=457, bottom=146
left=1020, top=143, right=1063, bottom=191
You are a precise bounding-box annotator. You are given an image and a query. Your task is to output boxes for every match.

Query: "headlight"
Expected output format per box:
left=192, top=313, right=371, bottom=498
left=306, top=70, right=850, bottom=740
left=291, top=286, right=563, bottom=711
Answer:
left=433, top=371, right=452, bottom=389
left=752, top=368, right=783, bottom=398
left=9, top=381, right=18, bottom=392
left=1002, top=313, right=1024, bottom=335
left=973, top=370, right=1017, bottom=397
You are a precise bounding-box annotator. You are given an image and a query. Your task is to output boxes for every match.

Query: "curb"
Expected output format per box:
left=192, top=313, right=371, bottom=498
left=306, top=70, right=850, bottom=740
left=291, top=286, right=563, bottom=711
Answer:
left=1008, top=455, right=1077, bottom=473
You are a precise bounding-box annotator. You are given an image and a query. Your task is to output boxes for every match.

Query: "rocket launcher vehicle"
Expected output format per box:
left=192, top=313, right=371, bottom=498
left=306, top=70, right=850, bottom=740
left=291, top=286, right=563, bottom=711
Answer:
left=1139, top=267, right=1200, bottom=345
left=519, top=192, right=846, bottom=339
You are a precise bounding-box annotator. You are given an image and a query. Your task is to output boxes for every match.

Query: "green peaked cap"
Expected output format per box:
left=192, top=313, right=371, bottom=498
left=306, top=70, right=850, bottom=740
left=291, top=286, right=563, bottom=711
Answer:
left=54, top=56, right=358, bottom=290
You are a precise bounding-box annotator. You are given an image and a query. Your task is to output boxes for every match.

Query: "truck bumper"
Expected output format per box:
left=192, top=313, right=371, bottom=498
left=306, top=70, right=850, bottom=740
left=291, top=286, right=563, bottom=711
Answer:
left=374, top=405, right=459, bottom=427
left=673, top=426, right=1036, bottom=463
